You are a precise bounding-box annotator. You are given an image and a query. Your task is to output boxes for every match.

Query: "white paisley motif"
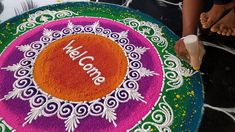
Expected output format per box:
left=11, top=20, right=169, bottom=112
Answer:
left=120, top=18, right=197, bottom=92
left=120, top=18, right=168, bottom=52
left=164, top=51, right=197, bottom=91
left=1, top=20, right=158, bottom=132
left=134, top=96, right=173, bottom=132
left=15, top=10, right=79, bottom=35
left=0, top=118, right=16, bottom=132
left=0, top=124, right=5, bottom=132
left=122, top=18, right=197, bottom=131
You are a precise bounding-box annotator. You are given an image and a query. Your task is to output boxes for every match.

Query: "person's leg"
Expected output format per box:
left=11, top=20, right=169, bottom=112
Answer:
left=175, top=0, right=203, bottom=60
left=211, top=9, right=235, bottom=36
left=182, top=0, right=204, bottom=36
left=200, top=0, right=235, bottom=29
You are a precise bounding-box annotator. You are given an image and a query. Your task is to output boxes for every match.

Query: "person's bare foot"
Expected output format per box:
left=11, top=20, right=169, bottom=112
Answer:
left=211, top=9, right=235, bottom=36
left=200, top=1, right=235, bottom=29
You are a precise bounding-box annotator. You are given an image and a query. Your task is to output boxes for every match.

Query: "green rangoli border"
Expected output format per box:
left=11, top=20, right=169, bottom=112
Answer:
left=0, top=2, right=204, bottom=132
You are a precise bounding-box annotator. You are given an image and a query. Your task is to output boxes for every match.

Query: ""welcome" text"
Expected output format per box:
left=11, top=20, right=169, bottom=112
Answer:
left=63, top=40, right=105, bottom=86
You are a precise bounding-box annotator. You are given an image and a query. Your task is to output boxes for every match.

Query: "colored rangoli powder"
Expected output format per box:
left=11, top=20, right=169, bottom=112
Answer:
left=33, top=34, right=128, bottom=102
left=0, top=2, right=203, bottom=132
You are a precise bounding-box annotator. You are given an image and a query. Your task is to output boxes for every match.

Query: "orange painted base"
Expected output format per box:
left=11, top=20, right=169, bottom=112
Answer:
left=33, top=34, right=128, bottom=102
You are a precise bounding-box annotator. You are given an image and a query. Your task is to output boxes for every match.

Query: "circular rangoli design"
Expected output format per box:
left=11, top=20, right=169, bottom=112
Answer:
left=0, top=2, right=203, bottom=132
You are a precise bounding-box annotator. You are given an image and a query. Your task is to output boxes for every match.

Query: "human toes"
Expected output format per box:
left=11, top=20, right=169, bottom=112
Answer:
left=210, top=23, right=220, bottom=32
left=221, top=28, right=228, bottom=36
left=203, top=18, right=215, bottom=29
left=225, top=28, right=233, bottom=36
left=200, top=13, right=208, bottom=23
left=232, top=29, right=235, bottom=36
left=216, top=24, right=226, bottom=34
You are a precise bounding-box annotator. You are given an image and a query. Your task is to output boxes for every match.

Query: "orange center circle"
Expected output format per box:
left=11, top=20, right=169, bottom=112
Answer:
left=33, top=34, right=128, bottom=102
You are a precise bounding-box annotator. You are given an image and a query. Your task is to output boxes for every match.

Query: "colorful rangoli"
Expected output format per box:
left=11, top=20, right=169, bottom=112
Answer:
left=0, top=2, right=203, bottom=132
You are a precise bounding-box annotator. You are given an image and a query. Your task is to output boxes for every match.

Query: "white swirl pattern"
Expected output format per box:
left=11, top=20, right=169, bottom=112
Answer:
left=0, top=118, right=16, bottom=132
left=120, top=18, right=197, bottom=91
left=163, top=51, right=197, bottom=91
left=121, top=18, right=168, bottom=52
left=120, top=18, right=197, bottom=131
left=1, top=9, right=196, bottom=132
left=0, top=124, right=5, bottom=132
left=15, top=10, right=79, bottom=35
left=134, top=96, right=173, bottom=132
left=1, top=20, right=159, bottom=132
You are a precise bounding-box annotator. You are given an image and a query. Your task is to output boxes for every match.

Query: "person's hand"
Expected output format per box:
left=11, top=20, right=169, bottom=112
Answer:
left=174, top=38, right=205, bottom=70
left=174, top=38, right=190, bottom=62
